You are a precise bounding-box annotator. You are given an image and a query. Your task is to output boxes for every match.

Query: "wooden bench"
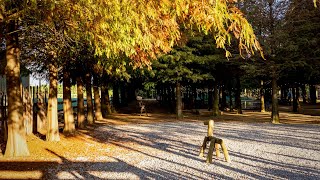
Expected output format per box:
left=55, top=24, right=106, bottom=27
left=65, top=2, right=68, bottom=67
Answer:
left=199, top=120, right=230, bottom=163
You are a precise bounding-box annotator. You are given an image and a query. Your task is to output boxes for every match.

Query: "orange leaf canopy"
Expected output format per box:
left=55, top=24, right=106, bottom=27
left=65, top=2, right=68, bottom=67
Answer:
left=47, top=0, right=263, bottom=67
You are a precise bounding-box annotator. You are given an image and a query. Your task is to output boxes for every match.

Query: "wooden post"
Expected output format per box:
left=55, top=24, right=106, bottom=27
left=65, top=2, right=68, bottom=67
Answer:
left=206, top=138, right=216, bottom=163
left=220, top=140, right=231, bottom=162
left=204, top=120, right=214, bottom=134
left=199, top=136, right=208, bottom=157
left=215, top=143, right=220, bottom=158
left=208, top=120, right=214, bottom=137
left=200, top=119, right=231, bottom=163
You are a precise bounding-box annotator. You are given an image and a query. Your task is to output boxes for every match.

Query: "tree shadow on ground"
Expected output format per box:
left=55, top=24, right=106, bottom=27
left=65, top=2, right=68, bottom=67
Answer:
left=75, top=120, right=320, bottom=179
left=0, top=148, right=194, bottom=179
left=1, top=110, right=319, bottom=179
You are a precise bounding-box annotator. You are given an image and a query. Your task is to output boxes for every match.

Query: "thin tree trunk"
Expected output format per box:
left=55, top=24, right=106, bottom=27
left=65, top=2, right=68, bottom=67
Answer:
left=85, top=73, right=94, bottom=124
left=46, top=62, right=60, bottom=142
left=127, top=83, right=136, bottom=102
left=292, top=87, right=297, bottom=112
left=229, top=87, right=232, bottom=112
left=101, top=84, right=112, bottom=118
left=4, top=21, right=30, bottom=156
left=93, top=78, right=102, bottom=120
left=301, top=85, right=307, bottom=103
left=310, top=85, right=317, bottom=105
left=212, top=82, right=219, bottom=116
left=171, top=85, right=175, bottom=110
left=193, top=86, right=197, bottom=109
left=221, top=86, right=227, bottom=110
left=25, top=88, right=33, bottom=135
left=120, top=82, right=127, bottom=107
left=260, top=80, right=265, bottom=112
left=236, top=77, right=242, bottom=114
left=280, top=87, right=286, bottom=103
left=271, top=76, right=279, bottom=124
left=176, top=82, right=183, bottom=119
left=113, top=83, right=120, bottom=108
left=63, top=68, right=75, bottom=135
left=296, top=87, right=300, bottom=109
left=77, top=76, right=85, bottom=128
left=208, top=84, right=213, bottom=111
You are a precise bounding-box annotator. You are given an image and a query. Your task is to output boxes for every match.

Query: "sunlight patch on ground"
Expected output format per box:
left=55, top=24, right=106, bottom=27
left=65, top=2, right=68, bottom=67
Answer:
left=57, top=171, right=84, bottom=179
left=0, top=170, right=43, bottom=179
left=88, top=171, right=140, bottom=179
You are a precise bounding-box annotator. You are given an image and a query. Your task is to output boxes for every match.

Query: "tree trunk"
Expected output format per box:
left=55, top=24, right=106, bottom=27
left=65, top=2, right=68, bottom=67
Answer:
left=236, top=77, right=242, bottom=114
left=101, top=83, right=112, bottom=118
left=171, top=85, right=175, bottom=110
left=301, top=85, right=307, bottom=103
left=212, top=82, right=219, bottom=116
left=260, top=80, right=265, bottom=112
left=280, top=87, right=287, bottom=103
left=4, top=21, right=30, bottom=157
left=193, top=86, right=197, bottom=109
left=76, top=76, right=85, bottom=128
left=46, top=62, right=60, bottom=142
left=85, top=73, right=94, bottom=124
left=120, top=82, right=127, bottom=107
left=127, top=83, right=136, bottom=102
left=24, top=88, right=33, bottom=135
left=36, top=91, right=47, bottom=135
left=229, top=88, right=232, bottom=112
left=292, top=87, right=297, bottom=112
left=221, top=86, right=227, bottom=110
left=93, top=78, right=102, bottom=120
left=271, top=76, right=279, bottom=124
left=176, top=82, right=183, bottom=119
left=208, top=84, right=213, bottom=111
left=310, top=85, right=317, bottom=105
left=62, top=68, right=75, bottom=135
left=296, top=87, right=300, bottom=109
left=113, top=83, right=120, bottom=108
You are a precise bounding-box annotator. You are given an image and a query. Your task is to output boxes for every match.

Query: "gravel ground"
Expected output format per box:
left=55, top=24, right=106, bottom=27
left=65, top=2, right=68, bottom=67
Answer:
left=3, top=121, right=318, bottom=179
left=50, top=121, right=320, bottom=179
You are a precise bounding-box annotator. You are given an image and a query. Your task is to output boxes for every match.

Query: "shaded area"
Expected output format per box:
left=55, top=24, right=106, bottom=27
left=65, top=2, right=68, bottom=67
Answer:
left=77, top=121, right=320, bottom=179
left=0, top=112, right=320, bottom=179
left=0, top=149, right=183, bottom=179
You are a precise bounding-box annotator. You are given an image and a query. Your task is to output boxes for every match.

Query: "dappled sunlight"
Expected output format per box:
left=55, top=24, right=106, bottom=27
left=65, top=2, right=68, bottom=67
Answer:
left=211, top=111, right=320, bottom=124
left=0, top=170, right=43, bottom=179
left=1, top=116, right=319, bottom=179
left=95, top=113, right=200, bottom=125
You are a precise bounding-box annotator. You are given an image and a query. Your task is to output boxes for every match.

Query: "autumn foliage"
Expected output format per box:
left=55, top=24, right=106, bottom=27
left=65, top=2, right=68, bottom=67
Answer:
left=34, top=0, right=263, bottom=67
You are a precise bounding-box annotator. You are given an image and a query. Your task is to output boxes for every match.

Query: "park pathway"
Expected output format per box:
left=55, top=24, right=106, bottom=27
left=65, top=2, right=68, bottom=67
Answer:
left=1, top=118, right=319, bottom=179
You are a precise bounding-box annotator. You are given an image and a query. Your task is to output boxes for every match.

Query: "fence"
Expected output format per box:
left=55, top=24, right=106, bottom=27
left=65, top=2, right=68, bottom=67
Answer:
left=0, top=85, right=49, bottom=140
left=0, top=92, right=7, bottom=140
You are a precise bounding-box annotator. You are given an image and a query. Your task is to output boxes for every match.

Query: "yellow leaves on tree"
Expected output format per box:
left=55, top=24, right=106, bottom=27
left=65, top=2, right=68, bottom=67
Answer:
left=42, top=0, right=263, bottom=67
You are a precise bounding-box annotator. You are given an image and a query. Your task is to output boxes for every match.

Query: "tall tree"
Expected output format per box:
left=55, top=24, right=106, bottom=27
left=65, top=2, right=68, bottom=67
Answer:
left=93, top=76, right=103, bottom=120
left=85, top=73, right=94, bottom=124
left=212, top=82, right=219, bottom=116
left=76, top=75, right=85, bottom=128
left=46, top=61, right=60, bottom=141
left=62, top=66, right=75, bottom=135
left=282, top=0, right=320, bottom=105
left=1, top=1, right=32, bottom=157
left=1, top=0, right=270, bottom=156
left=4, top=19, right=30, bottom=157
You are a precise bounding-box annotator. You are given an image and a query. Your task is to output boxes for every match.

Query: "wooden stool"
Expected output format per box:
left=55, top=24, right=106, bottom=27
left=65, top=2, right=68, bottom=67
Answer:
left=199, top=120, right=231, bottom=163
